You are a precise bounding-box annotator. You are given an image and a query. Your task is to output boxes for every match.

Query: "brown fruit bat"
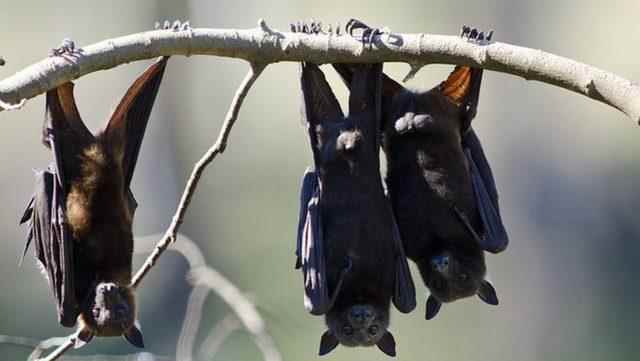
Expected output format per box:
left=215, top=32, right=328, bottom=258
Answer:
left=20, top=56, right=169, bottom=347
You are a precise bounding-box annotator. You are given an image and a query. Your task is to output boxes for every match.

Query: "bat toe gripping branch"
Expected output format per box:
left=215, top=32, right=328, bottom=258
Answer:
left=49, top=38, right=77, bottom=57
left=460, top=24, right=494, bottom=45
left=345, top=18, right=384, bottom=49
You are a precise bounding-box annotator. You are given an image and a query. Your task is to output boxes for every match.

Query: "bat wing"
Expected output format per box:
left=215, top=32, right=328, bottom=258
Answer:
left=462, top=128, right=509, bottom=253
left=440, top=65, right=508, bottom=252
left=21, top=169, right=79, bottom=327
left=390, top=209, right=417, bottom=313
left=103, top=56, right=169, bottom=195
left=296, top=168, right=331, bottom=315
left=21, top=80, right=101, bottom=327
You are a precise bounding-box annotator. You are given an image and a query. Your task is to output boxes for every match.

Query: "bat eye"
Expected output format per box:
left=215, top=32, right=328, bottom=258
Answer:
left=342, top=325, right=354, bottom=336
left=368, top=325, right=379, bottom=336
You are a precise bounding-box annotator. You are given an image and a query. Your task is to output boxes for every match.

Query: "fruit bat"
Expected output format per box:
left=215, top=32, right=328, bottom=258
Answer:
left=332, top=22, right=508, bottom=320
left=295, top=61, right=416, bottom=357
left=20, top=56, right=169, bottom=347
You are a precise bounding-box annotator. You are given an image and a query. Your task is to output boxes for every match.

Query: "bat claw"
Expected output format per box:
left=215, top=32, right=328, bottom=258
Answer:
left=344, top=18, right=387, bottom=49
left=460, top=25, right=495, bottom=45
left=49, top=38, right=78, bottom=57
left=155, top=19, right=191, bottom=32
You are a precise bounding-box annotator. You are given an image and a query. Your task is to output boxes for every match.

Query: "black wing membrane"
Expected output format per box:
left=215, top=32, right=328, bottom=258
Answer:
left=104, top=56, right=169, bottom=190
left=390, top=210, right=417, bottom=313
left=21, top=170, right=78, bottom=327
left=20, top=81, right=94, bottom=327
left=462, top=129, right=508, bottom=253
left=295, top=167, right=330, bottom=315
left=441, top=65, right=509, bottom=253
left=297, top=62, right=344, bottom=316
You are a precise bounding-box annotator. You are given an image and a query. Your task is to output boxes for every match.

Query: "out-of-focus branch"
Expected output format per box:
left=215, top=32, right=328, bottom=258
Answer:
left=131, top=61, right=265, bottom=288
left=1, top=19, right=639, bottom=122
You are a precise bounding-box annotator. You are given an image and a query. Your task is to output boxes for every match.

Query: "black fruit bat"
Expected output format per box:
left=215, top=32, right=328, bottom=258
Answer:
left=332, top=21, right=508, bottom=320
left=20, top=56, right=168, bottom=347
left=295, top=61, right=416, bottom=357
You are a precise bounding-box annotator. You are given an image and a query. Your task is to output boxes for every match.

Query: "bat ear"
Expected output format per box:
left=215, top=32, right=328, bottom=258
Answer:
left=103, top=56, right=169, bottom=187
left=318, top=330, right=339, bottom=356
left=477, top=280, right=499, bottom=305
left=376, top=331, right=397, bottom=357
left=123, top=322, right=145, bottom=348
left=74, top=328, right=94, bottom=349
left=437, top=66, right=483, bottom=133
left=425, top=295, right=442, bottom=320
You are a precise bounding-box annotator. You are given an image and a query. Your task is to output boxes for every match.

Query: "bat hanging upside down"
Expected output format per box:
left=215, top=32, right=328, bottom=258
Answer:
left=332, top=20, right=509, bottom=320
left=20, top=56, right=169, bottom=348
left=292, top=21, right=417, bottom=356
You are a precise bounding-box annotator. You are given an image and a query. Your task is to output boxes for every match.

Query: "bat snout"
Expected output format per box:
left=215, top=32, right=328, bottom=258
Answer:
left=431, top=255, right=450, bottom=273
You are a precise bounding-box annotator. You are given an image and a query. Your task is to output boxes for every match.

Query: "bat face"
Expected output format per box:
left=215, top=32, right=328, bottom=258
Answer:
left=326, top=303, right=389, bottom=347
left=421, top=249, right=486, bottom=303
left=320, top=304, right=397, bottom=357
left=84, top=283, right=136, bottom=336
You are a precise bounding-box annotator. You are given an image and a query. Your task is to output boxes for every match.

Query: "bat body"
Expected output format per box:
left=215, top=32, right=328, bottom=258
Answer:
left=20, top=57, right=168, bottom=347
left=332, top=23, right=508, bottom=320
left=296, top=62, right=416, bottom=356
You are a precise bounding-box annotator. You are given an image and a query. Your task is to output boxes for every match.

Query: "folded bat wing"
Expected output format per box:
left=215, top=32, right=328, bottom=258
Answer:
left=21, top=169, right=79, bottom=327
left=441, top=65, right=509, bottom=253
left=296, top=168, right=330, bottom=315
left=462, top=129, right=509, bottom=253
left=390, top=209, right=417, bottom=313
left=20, top=81, right=94, bottom=327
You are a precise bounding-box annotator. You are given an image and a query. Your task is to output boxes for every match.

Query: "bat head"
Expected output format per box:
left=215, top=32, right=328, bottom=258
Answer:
left=320, top=303, right=396, bottom=356
left=77, top=282, right=144, bottom=348
left=426, top=250, right=486, bottom=302
left=420, top=248, right=499, bottom=319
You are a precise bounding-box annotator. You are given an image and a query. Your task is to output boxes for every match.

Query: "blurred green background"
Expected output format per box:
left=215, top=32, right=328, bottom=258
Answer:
left=1, top=0, right=639, bottom=360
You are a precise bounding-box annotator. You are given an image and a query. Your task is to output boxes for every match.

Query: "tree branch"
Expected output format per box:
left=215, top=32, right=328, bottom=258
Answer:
left=0, top=19, right=638, bottom=122
left=131, top=61, right=265, bottom=288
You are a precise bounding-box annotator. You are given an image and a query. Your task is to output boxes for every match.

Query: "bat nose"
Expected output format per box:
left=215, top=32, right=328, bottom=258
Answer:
left=431, top=255, right=449, bottom=273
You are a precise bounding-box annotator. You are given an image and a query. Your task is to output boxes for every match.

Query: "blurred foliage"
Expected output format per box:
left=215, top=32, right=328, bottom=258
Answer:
left=1, top=0, right=639, bottom=360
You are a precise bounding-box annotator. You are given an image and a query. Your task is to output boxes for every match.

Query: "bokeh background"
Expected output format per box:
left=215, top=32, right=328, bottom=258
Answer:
left=1, top=0, right=639, bottom=360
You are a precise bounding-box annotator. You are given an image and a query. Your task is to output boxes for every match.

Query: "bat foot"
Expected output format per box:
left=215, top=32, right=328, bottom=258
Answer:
left=155, top=19, right=191, bottom=32
left=290, top=19, right=327, bottom=35
left=460, top=25, right=494, bottom=45
left=345, top=18, right=387, bottom=49
left=49, top=38, right=79, bottom=57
